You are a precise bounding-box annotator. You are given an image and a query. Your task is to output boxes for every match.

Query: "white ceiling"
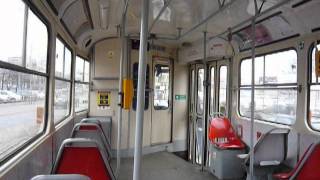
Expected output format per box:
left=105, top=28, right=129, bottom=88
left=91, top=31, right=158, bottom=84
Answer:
left=45, top=0, right=320, bottom=53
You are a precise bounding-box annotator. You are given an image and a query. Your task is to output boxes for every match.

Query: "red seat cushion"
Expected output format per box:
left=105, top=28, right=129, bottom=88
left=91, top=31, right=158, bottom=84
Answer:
left=56, top=147, right=111, bottom=180
left=273, top=143, right=320, bottom=180
left=208, top=117, right=245, bottom=149
left=79, top=125, right=98, bottom=130
left=296, top=144, right=320, bottom=180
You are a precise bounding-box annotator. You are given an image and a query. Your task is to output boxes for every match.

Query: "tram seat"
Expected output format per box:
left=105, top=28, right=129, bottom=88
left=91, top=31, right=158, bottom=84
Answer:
left=208, top=117, right=245, bottom=149
left=238, top=128, right=290, bottom=179
left=273, top=140, right=320, bottom=180
left=80, top=117, right=112, bottom=142
left=208, top=117, right=246, bottom=179
left=31, top=174, right=91, bottom=180
left=70, top=122, right=112, bottom=160
left=52, top=138, right=115, bottom=180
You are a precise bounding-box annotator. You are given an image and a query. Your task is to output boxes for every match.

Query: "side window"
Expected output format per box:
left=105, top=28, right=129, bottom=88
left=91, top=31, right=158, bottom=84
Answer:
left=219, top=66, right=228, bottom=115
left=154, top=64, right=170, bottom=110
left=308, top=43, right=320, bottom=131
left=75, top=56, right=90, bottom=112
left=0, top=0, right=48, bottom=162
left=132, top=63, right=149, bottom=110
left=197, top=68, right=204, bottom=114
left=239, top=49, right=298, bottom=125
left=54, top=38, right=72, bottom=124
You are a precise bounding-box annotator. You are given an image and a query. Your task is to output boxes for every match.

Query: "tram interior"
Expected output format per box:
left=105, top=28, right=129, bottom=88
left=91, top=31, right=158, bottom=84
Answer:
left=0, top=0, right=320, bottom=180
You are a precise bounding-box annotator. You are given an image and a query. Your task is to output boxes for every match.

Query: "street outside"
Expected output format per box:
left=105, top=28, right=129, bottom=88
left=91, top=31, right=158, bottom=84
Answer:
left=0, top=101, right=65, bottom=160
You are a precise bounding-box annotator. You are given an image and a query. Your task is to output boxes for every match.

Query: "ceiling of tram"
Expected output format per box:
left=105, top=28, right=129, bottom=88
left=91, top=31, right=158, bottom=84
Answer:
left=44, top=0, right=320, bottom=53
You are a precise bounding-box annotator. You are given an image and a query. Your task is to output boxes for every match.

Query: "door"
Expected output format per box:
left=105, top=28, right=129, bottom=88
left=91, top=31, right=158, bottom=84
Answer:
left=151, top=57, right=172, bottom=145
left=188, top=64, right=205, bottom=164
left=188, top=60, right=229, bottom=165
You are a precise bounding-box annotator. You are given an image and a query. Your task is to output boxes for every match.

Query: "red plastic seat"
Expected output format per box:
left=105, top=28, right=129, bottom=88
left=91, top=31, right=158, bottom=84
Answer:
left=56, top=147, right=110, bottom=180
left=208, top=117, right=245, bottom=149
left=52, top=138, right=115, bottom=180
left=273, top=141, right=320, bottom=180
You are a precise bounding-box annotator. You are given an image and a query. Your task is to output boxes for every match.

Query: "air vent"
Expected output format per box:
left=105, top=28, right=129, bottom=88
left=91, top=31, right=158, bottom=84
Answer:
left=85, top=38, right=92, bottom=47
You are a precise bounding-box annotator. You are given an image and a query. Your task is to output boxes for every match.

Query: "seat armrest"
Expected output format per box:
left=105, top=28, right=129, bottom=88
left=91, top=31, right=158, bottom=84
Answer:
left=237, top=154, right=249, bottom=159
left=259, top=160, right=280, bottom=166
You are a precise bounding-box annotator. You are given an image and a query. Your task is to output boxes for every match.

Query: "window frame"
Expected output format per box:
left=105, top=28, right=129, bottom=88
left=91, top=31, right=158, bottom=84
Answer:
left=75, top=55, right=90, bottom=113
left=307, top=41, right=320, bottom=132
left=0, top=0, right=51, bottom=165
left=54, top=36, right=73, bottom=124
left=238, top=47, right=298, bottom=125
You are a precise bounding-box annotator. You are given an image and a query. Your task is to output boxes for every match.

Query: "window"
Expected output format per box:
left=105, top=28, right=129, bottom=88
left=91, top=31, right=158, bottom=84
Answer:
left=54, top=38, right=72, bottom=123
left=219, top=66, right=228, bottom=115
left=308, top=43, right=320, bottom=131
left=239, top=49, right=297, bottom=125
left=132, top=63, right=149, bottom=110
left=0, top=0, right=48, bottom=162
left=75, top=56, right=90, bottom=112
left=154, top=64, right=170, bottom=110
left=197, top=68, right=204, bottom=114
left=210, top=67, right=215, bottom=115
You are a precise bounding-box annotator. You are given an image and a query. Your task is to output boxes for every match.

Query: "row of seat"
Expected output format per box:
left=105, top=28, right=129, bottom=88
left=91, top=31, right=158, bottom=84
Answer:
left=208, top=117, right=320, bottom=180
left=32, top=118, right=115, bottom=180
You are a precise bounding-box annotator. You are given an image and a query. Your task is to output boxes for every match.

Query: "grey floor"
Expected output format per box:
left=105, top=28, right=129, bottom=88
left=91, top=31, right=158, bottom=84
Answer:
left=112, top=151, right=217, bottom=180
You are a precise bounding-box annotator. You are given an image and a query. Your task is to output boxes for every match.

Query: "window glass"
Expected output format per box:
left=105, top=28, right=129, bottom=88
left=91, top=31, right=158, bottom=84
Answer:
left=309, top=85, right=320, bottom=130
left=197, top=68, right=204, bottom=114
left=64, top=48, right=72, bottom=80
left=75, top=83, right=89, bottom=112
left=26, top=9, right=48, bottom=73
left=154, top=64, right=170, bottom=109
left=239, top=49, right=298, bottom=125
left=265, top=50, right=297, bottom=84
left=240, top=88, right=297, bottom=125
left=75, top=56, right=84, bottom=81
left=0, top=0, right=25, bottom=66
left=240, top=56, right=264, bottom=85
left=54, top=80, right=71, bottom=123
left=210, top=67, right=215, bottom=114
left=0, top=68, right=46, bottom=161
left=219, top=66, right=227, bottom=115
left=75, top=56, right=89, bottom=112
left=84, top=61, right=90, bottom=82
left=55, top=39, right=64, bottom=78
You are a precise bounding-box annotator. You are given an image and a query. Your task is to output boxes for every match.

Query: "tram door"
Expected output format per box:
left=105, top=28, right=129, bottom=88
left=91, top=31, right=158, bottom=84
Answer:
left=188, top=60, right=229, bottom=165
left=151, top=57, right=172, bottom=145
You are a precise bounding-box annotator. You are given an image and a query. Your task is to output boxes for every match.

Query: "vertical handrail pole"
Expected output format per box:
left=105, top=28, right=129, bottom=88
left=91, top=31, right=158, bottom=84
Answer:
left=249, top=17, right=256, bottom=180
left=201, top=31, right=208, bottom=171
left=133, top=0, right=149, bottom=179
left=116, top=11, right=127, bottom=177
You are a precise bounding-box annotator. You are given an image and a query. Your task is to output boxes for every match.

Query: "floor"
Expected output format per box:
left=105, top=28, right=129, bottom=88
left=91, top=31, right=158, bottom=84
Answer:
left=113, top=151, right=217, bottom=180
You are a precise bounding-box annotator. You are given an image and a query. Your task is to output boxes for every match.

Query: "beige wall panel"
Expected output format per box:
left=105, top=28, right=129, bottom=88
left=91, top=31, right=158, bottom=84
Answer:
left=173, top=64, right=189, bottom=141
